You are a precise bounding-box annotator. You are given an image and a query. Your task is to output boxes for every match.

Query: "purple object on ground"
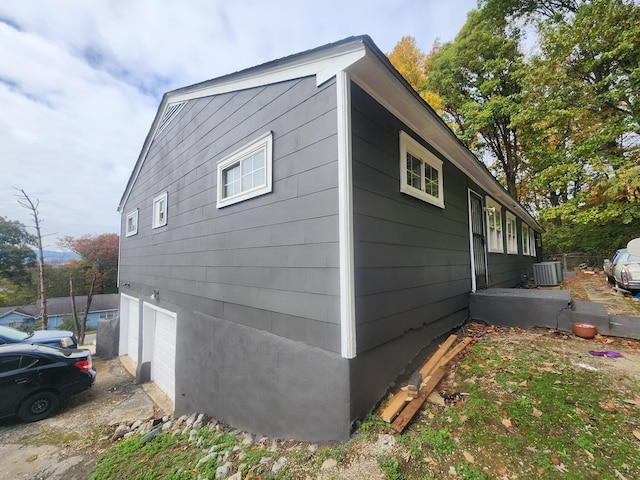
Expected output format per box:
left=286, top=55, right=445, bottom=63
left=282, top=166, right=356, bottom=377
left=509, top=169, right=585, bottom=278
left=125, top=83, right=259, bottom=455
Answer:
left=588, top=350, right=624, bottom=358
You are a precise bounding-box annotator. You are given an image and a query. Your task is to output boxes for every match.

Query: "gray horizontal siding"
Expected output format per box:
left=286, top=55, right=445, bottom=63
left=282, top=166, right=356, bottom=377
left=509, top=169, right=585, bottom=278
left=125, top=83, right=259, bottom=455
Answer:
left=485, top=215, right=537, bottom=287
left=120, top=76, right=342, bottom=353
left=350, top=82, right=472, bottom=354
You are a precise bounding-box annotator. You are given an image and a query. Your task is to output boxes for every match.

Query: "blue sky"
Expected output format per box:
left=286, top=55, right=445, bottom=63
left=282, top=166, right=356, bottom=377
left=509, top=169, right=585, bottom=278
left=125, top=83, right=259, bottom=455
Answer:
left=0, top=0, right=477, bottom=246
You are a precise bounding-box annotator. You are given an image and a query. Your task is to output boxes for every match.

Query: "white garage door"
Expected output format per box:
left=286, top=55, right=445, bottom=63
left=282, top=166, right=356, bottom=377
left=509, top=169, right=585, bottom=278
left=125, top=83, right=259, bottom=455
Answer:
left=119, top=294, right=139, bottom=366
left=126, top=297, right=140, bottom=366
left=151, top=309, right=176, bottom=402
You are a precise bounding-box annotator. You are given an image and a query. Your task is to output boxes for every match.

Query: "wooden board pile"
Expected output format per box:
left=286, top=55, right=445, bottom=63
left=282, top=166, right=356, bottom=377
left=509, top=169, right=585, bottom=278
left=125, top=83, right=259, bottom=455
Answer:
left=381, top=334, right=472, bottom=433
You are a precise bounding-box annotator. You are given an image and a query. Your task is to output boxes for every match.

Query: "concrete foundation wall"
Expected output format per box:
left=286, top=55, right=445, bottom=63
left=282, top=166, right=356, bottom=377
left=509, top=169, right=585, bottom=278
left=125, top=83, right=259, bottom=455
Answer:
left=174, top=309, right=351, bottom=442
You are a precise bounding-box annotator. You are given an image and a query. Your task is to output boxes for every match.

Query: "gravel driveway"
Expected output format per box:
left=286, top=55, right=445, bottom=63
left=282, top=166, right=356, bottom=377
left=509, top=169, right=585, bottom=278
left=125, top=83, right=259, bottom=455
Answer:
left=0, top=354, right=156, bottom=480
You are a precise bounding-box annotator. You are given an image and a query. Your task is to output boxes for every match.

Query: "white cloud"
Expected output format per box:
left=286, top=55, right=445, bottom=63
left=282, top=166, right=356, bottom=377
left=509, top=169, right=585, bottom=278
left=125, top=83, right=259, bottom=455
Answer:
left=0, top=0, right=475, bottom=243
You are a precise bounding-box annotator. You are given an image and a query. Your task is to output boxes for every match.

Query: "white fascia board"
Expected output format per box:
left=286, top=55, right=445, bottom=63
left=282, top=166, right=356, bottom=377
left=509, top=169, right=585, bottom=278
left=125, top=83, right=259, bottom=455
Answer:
left=348, top=54, right=541, bottom=232
left=118, top=44, right=366, bottom=213
left=169, top=45, right=366, bottom=103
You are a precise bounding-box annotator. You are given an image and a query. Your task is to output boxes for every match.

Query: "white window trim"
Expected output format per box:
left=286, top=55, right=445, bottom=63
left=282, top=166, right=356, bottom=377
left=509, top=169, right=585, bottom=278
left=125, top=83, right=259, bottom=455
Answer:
left=125, top=209, right=138, bottom=237
left=152, top=192, right=168, bottom=229
left=505, top=212, right=518, bottom=254
left=217, top=131, right=273, bottom=209
left=399, top=131, right=444, bottom=209
left=522, top=223, right=530, bottom=256
left=485, top=197, right=504, bottom=253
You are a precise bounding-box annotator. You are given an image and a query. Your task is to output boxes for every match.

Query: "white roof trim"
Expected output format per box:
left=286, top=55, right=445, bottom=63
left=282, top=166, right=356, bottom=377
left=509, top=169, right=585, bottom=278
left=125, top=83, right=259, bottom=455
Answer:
left=169, top=45, right=366, bottom=103
left=118, top=41, right=367, bottom=213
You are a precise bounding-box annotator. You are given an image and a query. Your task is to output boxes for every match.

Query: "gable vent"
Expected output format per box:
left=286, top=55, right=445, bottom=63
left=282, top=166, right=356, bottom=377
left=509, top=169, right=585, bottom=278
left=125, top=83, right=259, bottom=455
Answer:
left=156, top=101, right=186, bottom=136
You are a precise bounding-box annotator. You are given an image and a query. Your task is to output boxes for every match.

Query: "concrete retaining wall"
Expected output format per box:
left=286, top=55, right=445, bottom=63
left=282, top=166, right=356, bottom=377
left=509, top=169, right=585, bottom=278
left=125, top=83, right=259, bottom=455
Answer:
left=470, top=288, right=640, bottom=340
left=470, top=289, right=572, bottom=330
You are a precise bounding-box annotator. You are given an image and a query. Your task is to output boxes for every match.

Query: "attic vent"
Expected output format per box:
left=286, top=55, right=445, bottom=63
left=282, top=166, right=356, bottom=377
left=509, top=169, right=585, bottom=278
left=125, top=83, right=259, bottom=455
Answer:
left=156, top=101, right=186, bottom=136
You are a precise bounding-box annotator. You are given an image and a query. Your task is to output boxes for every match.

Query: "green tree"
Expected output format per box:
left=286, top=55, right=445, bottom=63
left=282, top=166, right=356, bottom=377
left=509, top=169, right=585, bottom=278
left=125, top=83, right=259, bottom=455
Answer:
left=42, top=263, right=86, bottom=298
left=479, top=0, right=579, bottom=20
left=0, top=216, right=36, bottom=285
left=515, top=0, right=640, bottom=250
left=427, top=9, right=527, bottom=199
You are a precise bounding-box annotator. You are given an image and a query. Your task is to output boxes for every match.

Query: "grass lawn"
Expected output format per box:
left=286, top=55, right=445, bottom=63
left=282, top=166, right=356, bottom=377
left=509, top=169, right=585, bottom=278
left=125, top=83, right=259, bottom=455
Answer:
left=90, top=324, right=640, bottom=479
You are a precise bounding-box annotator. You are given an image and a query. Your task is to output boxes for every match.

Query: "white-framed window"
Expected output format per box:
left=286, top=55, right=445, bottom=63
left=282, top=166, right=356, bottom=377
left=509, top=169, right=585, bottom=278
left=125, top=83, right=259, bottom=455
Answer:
left=485, top=197, right=504, bottom=253
left=152, top=192, right=168, bottom=229
left=399, top=131, right=444, bottom=208
left=125, top=209, right=138, bottom=237
left=529, top=228, right=537, bottom=257
left=522, top=223, right=530, bottom=255
left=505, top=212, right=518, bottom=254
left=217, top=132, right=273, bottom=208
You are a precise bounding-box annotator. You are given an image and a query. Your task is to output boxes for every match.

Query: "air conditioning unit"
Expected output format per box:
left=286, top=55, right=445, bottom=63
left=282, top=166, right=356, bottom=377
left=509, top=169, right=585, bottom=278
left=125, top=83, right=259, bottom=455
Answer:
left=533, top=261, right=563, bottom=286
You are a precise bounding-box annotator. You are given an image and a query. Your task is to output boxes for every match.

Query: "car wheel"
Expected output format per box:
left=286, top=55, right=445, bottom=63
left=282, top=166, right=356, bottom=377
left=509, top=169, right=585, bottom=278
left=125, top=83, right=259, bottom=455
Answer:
left=17, top=391, right=60, bottom=422
left=606, top=274, right=614, bottom=284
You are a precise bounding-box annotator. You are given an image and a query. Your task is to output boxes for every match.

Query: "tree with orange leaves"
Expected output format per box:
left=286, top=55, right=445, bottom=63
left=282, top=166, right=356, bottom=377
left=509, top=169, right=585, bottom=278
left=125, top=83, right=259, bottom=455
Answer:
left=60, top=233, right=119, bottom=295
left=387, top=36, right=444, bottom=115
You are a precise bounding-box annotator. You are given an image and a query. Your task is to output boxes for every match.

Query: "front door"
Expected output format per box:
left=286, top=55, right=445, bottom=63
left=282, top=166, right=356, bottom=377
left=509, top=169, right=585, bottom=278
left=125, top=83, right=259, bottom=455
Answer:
left=469, top=191, right=487, bottom=290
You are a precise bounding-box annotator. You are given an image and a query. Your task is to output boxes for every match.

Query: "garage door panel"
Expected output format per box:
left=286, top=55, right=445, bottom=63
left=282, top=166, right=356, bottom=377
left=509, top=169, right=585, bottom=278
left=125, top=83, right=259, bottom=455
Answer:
left=122, top=296, right=139, bottom=366
left=152, top=310, right=176, bottom=402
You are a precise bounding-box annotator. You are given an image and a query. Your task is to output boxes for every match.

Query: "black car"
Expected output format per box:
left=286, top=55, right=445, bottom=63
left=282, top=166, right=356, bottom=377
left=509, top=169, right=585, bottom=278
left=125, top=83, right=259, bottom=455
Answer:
left=0, top=343, right=96, bottom=422
left=0, top=324, right=78, bottom=349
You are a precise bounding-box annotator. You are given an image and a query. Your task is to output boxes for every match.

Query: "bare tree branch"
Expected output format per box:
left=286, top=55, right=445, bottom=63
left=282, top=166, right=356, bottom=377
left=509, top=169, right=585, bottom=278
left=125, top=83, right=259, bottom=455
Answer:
left=15, top=188, right=48, bottom=330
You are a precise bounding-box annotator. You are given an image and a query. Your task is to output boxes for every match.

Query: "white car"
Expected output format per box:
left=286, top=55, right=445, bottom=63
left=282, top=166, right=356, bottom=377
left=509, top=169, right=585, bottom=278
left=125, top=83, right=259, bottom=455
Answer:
left=604, top=248, right=640, bottom=291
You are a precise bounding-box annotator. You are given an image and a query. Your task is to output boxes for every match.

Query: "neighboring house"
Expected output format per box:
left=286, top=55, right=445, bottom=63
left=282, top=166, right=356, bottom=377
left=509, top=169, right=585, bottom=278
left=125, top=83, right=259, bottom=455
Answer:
left=46, top=294, right=119, bottom=328
left=0, top=294, right=119, bottom=329
left=117, top=36, right=542, bottom=441
left=0, top=306, right=37, bottom=327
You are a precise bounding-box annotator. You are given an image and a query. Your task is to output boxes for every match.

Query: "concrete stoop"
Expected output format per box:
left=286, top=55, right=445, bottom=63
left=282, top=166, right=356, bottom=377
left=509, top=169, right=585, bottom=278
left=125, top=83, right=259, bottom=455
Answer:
left=470, top=288, right=640, bottom=340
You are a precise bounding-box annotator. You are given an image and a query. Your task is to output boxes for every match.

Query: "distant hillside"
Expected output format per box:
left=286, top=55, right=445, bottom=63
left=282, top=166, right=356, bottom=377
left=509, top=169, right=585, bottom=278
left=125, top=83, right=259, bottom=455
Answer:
left=33, top=250, right=80, bottom=265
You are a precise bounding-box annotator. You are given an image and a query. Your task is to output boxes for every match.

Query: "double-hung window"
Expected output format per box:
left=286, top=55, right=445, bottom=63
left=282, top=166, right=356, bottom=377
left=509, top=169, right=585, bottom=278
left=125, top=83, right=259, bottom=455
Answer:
left=217, top=132, right=273, bottom=208
left=505, top=212, right=518, bottom=254
left=486, top=197, right=504, bottom=253
left=522, top=224, right=530, bottom=255
left=399, top=131, right=444, bottom=208
left=125, top=209, right=138, bottom=237
left=529, top=227, right=537, bottom=257
left=152, top=192, right=168, bottom=229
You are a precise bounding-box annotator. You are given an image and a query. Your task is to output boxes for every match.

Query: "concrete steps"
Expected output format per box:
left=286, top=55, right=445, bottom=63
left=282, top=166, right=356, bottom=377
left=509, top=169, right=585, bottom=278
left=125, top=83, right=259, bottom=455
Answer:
left=470, top=288, right=640, bottom=340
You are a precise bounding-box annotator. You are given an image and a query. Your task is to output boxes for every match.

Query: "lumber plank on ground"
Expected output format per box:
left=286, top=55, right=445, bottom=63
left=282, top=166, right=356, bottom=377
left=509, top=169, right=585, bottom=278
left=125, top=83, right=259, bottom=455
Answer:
left=381, top=391, right=410, bottom=423
left=391, top=366, right=447, bottom=433
left=419, top=334, right=458, bottom=378
left=435, top=337, right=472, bottom=370
left=381, top=334, right=457, bottom=423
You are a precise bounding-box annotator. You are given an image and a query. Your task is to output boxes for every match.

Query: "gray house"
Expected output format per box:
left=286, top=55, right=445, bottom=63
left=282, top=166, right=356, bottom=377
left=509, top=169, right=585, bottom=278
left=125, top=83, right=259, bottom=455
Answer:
left=117, top=36, right=542, bottom=441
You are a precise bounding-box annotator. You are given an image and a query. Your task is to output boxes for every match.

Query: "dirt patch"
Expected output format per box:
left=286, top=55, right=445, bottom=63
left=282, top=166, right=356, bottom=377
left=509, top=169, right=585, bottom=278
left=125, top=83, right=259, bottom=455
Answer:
left=465, top=323, right=640, bottom=386
left=561, top=270, right=640, bottom=316
left=0, top=355, right=155, bottom=480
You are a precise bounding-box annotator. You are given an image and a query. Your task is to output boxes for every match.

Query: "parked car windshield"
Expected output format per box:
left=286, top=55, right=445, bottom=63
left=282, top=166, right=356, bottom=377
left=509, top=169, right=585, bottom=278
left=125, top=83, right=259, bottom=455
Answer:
left=620, top=252, right=640, bottom=263
left=0, top=325, right=29, bottom=341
